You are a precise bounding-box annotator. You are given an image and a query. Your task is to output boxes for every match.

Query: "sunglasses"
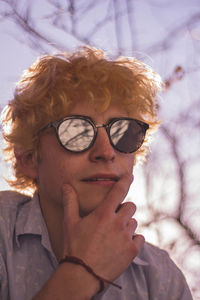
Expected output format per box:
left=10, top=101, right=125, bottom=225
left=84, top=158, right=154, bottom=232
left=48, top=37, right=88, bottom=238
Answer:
left=41, top=115, right=149, bottom=153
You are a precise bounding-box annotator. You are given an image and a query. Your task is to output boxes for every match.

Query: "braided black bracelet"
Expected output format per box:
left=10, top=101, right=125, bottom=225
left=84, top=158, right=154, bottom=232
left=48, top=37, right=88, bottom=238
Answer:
left=59, top=255, right=122, bottom=294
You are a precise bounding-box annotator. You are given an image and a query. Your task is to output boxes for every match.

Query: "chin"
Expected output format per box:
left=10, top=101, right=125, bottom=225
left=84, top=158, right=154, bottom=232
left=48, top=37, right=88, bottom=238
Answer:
left=78, top=189, right=110, bottom=217
left=79, top=203, right=101, bottom=217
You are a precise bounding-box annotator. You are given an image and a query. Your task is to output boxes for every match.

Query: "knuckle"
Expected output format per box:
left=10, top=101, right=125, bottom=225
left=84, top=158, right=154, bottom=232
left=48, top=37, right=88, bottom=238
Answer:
left=124, top=229, right=132, bottom=241
left=115, top=217, right=125, bottom=231
left=92, top=207, right=108, bottom=223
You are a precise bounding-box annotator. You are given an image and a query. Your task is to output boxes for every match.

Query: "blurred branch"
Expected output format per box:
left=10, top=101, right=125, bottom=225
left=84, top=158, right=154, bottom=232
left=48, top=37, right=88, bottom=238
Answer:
left=68, top=0, right=76, bottom=35
left=144, top=12, right=200, bottom=54
left=0, top=0, right=66, bottom=52
left=161, top=126, right=186, bottom=217
left=86, top=1, right=114, bottom=40
left=113, top=0, right=123, bottom=55
left=0, top=0, right=132, bottom=54
left=0, top=0, right=91, bottom=51
left=161, top=126, right=199, bottom=244
left=126, top=0, right=137, bottom=53
left=164, top=66, right=185, bottom=90
left=145, top=125, right=200, bottom=247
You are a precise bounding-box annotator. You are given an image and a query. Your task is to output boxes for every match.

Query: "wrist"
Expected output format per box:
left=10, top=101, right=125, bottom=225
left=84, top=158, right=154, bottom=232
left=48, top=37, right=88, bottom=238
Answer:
left=33, top=261, right=100, bottom=300
left=58, top=261, right=100, bottom=298
left=59, top=255, right=122, bottom=293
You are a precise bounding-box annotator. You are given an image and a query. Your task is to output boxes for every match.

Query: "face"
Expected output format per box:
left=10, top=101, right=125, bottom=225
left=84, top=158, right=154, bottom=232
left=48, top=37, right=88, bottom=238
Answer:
left=33, top=101, right=135, bottom=217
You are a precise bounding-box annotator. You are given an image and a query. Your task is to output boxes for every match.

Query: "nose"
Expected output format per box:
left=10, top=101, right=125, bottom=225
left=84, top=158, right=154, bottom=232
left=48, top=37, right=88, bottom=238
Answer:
left=89, top=127, right=116, bottom=162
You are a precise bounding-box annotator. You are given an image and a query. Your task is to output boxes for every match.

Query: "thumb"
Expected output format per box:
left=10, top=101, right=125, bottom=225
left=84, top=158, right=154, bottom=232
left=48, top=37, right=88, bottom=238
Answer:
left=62, top=184, right=80, bottom=227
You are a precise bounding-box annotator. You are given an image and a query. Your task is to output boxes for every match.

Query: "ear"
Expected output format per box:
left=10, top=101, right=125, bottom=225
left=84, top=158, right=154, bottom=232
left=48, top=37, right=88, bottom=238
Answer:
left=15, top=149, right=38, bottom=179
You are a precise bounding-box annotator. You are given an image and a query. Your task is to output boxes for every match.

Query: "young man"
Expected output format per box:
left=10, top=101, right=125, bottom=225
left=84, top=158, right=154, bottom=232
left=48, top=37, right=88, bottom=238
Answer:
left=0, top=47, right=193, bottom=299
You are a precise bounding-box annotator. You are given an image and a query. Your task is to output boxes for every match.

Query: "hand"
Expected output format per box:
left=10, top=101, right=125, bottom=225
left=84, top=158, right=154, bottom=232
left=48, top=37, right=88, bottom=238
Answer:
left=61, top=173, right=145, bottom=282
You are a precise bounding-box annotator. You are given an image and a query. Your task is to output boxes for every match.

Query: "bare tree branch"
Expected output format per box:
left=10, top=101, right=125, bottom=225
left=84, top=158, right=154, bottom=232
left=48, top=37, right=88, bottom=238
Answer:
left=126, top=0, right=137, bottom=53
left=144, top=12, right=200, bottom=54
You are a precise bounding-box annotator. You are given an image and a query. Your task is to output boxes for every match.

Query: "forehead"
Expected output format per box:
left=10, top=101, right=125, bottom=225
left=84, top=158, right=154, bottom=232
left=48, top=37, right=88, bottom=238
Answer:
left=67, top=100, right=129, bottom=122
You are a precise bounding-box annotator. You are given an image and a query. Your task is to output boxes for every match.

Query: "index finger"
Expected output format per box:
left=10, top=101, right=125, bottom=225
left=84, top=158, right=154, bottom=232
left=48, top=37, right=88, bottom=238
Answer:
left=96, top=173, right=134, bottom=214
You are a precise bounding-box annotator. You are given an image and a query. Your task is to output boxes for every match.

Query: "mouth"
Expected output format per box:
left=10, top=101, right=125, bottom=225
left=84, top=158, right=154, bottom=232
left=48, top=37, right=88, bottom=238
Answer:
left=81, top=174, right=120, bottom=186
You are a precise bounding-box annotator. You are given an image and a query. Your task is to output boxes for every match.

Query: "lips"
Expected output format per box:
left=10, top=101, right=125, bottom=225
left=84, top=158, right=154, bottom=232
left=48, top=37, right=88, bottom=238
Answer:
left=81, top=173, right=120, bottom=183
left=84, top=178, right=115, bottom=182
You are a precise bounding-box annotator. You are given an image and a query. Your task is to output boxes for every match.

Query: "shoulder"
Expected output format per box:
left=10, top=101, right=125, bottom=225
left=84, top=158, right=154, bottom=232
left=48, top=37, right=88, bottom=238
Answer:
left=137, top=242, right=183, bottom=277
left=139, top=241, right=171, bottom=263
left=133, top=242, right=193, bottom=299
left=0, top=190, right=31, bottom=207
left=0, top=189, right=31, bottom=222
left=0, top=190, right=31, bottom=242
left=0, top=190, right=31, bottom=219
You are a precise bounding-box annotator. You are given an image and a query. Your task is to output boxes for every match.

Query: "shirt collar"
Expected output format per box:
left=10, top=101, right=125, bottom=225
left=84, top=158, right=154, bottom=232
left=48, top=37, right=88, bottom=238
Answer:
left=15, top=193, right=52, bottom=252
left=133, top=255, right=149, bottom=266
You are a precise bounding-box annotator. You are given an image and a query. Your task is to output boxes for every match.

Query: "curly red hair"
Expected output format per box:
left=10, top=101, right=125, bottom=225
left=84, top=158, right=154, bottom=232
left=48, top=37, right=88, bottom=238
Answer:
left=1, top=47, right=162, bottom=193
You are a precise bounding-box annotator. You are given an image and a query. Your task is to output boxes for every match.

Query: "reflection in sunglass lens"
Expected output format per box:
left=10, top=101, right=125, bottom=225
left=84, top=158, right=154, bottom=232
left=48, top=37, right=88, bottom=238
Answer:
left=110, top=119, right=145, bottom=153
left=58, top=119, right=94, bottom=151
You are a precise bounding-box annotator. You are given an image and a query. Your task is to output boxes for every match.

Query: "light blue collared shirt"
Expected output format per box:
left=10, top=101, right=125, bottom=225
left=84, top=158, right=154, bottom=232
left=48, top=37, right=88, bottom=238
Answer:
left=0, top=191, right=193, bottom=300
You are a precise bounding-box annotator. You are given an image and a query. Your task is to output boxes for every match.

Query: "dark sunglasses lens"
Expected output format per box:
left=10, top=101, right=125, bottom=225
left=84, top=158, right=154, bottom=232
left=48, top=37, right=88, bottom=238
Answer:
left=110, top=119, right=146, bottom=153
left=58, top=118, right=94, bottom=152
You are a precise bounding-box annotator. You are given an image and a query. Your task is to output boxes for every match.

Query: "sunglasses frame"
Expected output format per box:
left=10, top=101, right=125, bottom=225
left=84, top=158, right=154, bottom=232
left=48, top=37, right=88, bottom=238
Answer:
left=41, top=115, right=149, bottom=154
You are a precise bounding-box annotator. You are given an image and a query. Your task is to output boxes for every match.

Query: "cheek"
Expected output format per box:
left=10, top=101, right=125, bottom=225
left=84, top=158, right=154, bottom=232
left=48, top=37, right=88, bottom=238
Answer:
left=48, top=156, right=81, bottom=189
left=123, top=154, right=134, bottom=172
left=58, top=163, right=74, bottom=185
left=37, top=158, right=72, bottom=207
left=37, top=151, right=63, bottom=186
